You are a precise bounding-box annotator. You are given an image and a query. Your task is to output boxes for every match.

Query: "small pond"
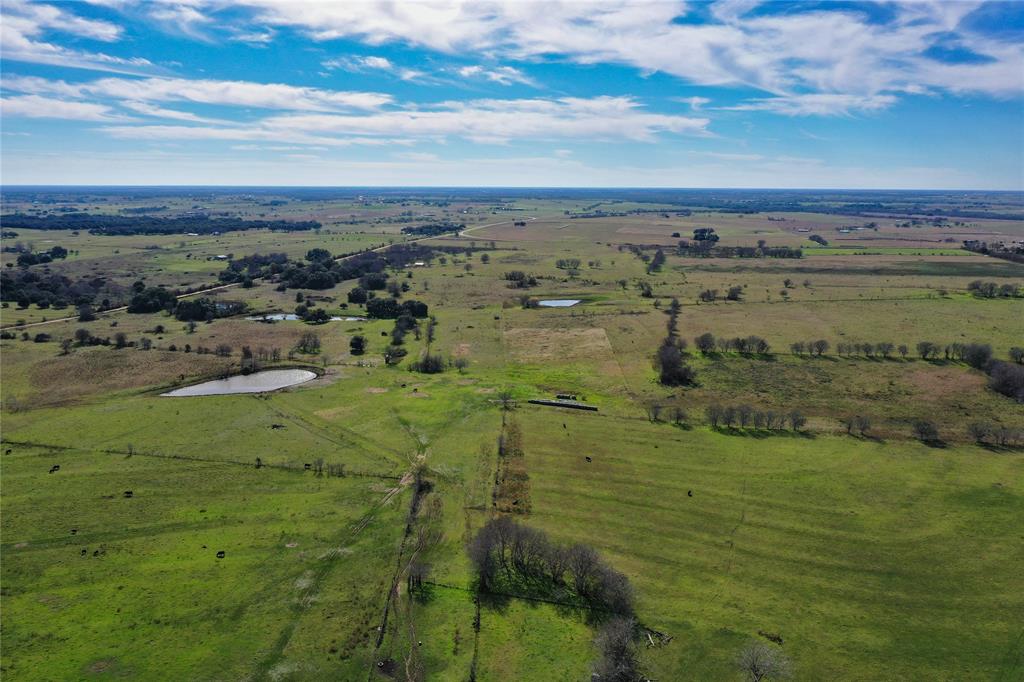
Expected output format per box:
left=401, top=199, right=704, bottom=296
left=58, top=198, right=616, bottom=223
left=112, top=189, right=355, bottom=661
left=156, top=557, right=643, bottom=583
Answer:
left=538, top=299, right=581, bottom=307
left=246, top=314, right=367, bottom=322
left=162, top=369, right=317, bottom=397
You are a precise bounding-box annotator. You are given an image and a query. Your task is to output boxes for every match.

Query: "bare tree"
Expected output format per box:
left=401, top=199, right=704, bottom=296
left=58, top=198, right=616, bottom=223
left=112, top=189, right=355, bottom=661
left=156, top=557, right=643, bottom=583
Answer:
left=593, top=617, right=639, bottom=682
left=706, top=404, right=723, bottom=428
left=912, top=419, right=939, bottom=443
left=737, top=641, right=792, bottom=682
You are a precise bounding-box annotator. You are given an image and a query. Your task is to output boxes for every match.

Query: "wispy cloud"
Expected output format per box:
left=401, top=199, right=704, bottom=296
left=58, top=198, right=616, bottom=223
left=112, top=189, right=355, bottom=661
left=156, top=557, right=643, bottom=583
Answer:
left=322, top=55, right=427, bottom=82
left=0, top=0, right=154, bottom=74
left=238, top=0, right=1024, bottom=108
left=3, top=75, right=394, bottom=112
left=722, top=93, right=898, bottom=116
left=0, top=94, right=131, bottom=121
left=93, top=95, right=708, bottom=146
left=456, top=65, right=535, bottom=87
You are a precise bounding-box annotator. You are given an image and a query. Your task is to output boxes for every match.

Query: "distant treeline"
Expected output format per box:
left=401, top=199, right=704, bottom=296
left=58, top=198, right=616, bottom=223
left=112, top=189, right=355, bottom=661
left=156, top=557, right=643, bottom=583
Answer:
left=0, top=213, right=321, bottom=235
left=963, top=240, right=1024, bottom=264
left=676, top=241, right=803, bottom=259
left=400, top=222, right=465, bottom=236
left=219, top=242, right=475, bottom=291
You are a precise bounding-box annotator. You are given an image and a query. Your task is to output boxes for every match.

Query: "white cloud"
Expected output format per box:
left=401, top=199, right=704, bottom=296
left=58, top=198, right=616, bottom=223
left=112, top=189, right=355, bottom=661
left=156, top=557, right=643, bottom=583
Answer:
left=675, top=96, right=710, bottom=111
left=0, top=0, right=154, bottom=74
left=101, top=124, right=415, bottom=148
left=322, top=55, right=427, bottom=82
left=4, top=0, right=122, bottom=41
left=457, top=65, right=535, bottom=86
left=120, top=100, right=230, bottom=123
left=723, top=93, right=898, bottom=116
left=236, top=0, right=1024, bottom=106
left=2, top=75, right=393, bottom=112
left=92, top=95, right=707, bottom=147
left=149, top=2, right=212, bottom=40
left=0, top=94, right=129, bottom=121
left=258, top=95, right=709, bottom=143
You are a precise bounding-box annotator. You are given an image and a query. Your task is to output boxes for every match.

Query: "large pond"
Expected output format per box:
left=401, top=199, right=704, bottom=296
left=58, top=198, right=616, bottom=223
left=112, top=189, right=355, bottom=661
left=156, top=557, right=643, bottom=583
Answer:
left=162, top=369, right=317, bottom=397
left=538, top=299, right=581, bottom=307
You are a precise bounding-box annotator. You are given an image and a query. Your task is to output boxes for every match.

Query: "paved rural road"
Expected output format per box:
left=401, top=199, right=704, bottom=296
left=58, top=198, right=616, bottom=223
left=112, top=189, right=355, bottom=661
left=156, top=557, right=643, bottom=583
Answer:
left=2, top=216, right=535, bottom=330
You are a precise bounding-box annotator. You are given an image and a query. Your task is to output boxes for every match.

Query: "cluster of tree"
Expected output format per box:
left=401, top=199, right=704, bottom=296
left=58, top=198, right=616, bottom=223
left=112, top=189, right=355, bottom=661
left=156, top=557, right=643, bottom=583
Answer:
left=842, top=415, right=872, bottom=436
left=989, top=361, right=1024, bottom=402
left=962, top=240, right=1024, bottom=264
left=808, top=234, right=829, bottom=246
left=366, top=297, right=428, bottom=319
left=292, top=304, right=331, bottom=324
left=503, top=271, right=538, bottom=289
left=912, top=419, right=940, bottom=443
left=646, top=248, right=666, bottom=274
left=837, top=341, right=905, bottom=358
left=697, top=285, right=743, bottom=303
left=790, top=340, right=830, bottom=356
left=409, top=352, right=447, bottom=373
left=468, top=516, right=634, bottom=616
left=0, top=268, right=124, bottom=310
left=349, top=334, right=366, bottom=355
left=0, top=213, right=320, bottom=235
left=706, top=404, right=806, bottom=431
left=294, top=331, right=321, bottom=354
left=692, top=333, right=770, bottom=355
left=655, top=298, right=697, bottom=386
left=120, top=205, right=168, bottom=214
left=967, top=422, right=1024, bottom=447
left=12, top=245, right=69, bottom=267
left=174, top=297, right=246, bottom=321
left=127, top=285, right=177, bottom=313
left=400, top=221, right=464, bottom=236
left=676, top=241, right=802, bottom=259
left=966, top=280, right=1021, bottom=298
left=692, top=227, right=719, bottom=242
left=556, top=258, right=582, bottom=271
left=913, top=341, right=992, bottom=368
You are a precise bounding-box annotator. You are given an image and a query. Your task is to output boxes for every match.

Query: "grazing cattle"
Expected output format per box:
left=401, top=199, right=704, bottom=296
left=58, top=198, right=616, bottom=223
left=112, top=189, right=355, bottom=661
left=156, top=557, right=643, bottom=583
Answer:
left=123, top=490, right=133, bottom=498
left=585, top=456, right=592, bottom=462
left=687, top=490, right=693, bottom=497
left=216, top=550, right=226, bottom=558
left=49, top=465, right=60, bottom=473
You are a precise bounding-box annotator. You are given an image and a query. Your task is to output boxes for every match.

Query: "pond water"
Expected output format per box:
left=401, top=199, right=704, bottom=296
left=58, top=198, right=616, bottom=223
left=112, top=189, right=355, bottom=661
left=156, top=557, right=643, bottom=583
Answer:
left=538, top=299, right=581, bottom=307
left=246, top=314, right=367, bottom=322
left=162, top=369, right=317, bottom=397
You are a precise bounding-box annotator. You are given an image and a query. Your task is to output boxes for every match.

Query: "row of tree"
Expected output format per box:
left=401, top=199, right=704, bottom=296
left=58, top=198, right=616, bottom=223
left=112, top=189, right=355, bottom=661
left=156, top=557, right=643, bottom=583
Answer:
left=468, top=516, right=634, bottom=616
left=706, top=404, right=806, bottom=431
left=967, top=279, right=1021, bottom=298
left=0, top=213, right=320, bottom=235
left=692, top=333, right=771, bottom=355
left=655, top=299, right=697, bottom=386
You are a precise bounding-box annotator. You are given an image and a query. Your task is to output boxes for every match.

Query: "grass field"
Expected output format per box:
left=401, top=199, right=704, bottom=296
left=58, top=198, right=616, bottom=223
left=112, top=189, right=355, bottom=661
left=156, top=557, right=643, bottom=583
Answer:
left=2, top=191, right=1023, bottom=680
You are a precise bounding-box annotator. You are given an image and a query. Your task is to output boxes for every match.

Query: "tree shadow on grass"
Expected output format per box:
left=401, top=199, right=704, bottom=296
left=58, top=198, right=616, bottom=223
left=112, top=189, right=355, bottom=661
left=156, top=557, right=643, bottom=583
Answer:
left=711, top=427, right=816, bottom=440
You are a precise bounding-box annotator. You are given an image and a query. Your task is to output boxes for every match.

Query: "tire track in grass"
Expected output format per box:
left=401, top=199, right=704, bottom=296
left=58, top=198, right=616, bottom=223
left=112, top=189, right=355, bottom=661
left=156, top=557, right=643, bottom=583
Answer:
left=253, top=472, right=413, bottom=681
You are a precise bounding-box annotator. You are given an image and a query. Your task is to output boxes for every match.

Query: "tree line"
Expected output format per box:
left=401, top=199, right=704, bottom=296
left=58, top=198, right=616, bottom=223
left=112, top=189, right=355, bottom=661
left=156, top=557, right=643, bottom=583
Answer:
left=654, top=298, right=697, bottom=386
left=468, top=516, right=639, bottom=680
left=0, top=213, right=321, bottom=235
left=706, top=404, right=806, bottom=431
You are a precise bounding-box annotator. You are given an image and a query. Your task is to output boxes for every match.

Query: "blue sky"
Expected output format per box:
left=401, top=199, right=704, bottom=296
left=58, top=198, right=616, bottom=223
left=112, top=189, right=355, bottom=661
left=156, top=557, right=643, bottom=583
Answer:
left=1, top=0, right=1022, bottom=189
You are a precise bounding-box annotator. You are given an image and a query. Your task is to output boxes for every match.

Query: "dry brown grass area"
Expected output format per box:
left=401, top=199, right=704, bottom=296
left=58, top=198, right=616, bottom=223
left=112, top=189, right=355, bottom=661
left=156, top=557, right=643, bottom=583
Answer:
left=27, top=348, right=232, bottom=406
left=504, top=327, right=614, bottom=364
